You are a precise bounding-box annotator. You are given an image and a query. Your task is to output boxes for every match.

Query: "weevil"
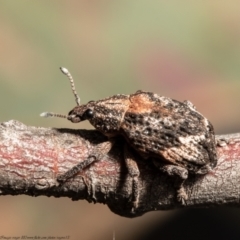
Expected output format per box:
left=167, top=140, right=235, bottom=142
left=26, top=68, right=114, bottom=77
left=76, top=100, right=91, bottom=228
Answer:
left=41, top=67, right=218, bottom=211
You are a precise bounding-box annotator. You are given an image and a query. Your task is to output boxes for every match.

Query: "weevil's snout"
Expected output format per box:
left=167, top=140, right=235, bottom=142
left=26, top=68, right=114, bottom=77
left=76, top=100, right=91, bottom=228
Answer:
left=67, top=114, right=81, bottom=123
left=67, top=107, right=94, bottom=123
left=67, top=109, right=82, bottom=123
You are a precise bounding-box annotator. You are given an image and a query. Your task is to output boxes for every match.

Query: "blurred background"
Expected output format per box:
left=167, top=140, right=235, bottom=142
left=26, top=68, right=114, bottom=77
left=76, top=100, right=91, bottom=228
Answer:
left=1, top=1, right=240, bottom=239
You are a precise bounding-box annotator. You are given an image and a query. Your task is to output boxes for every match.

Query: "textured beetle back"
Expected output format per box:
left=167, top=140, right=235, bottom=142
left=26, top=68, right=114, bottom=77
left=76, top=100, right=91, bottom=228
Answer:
left=121, top=91, right=217, bottom=173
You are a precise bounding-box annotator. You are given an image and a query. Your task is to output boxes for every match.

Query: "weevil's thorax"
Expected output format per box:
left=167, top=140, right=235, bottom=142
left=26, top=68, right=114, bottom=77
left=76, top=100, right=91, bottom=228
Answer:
left=68, top=94, right=130, bottom=137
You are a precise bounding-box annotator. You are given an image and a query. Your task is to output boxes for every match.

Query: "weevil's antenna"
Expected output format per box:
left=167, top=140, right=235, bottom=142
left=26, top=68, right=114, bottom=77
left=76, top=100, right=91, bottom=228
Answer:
left=40, top=67, right=80, bottom=120
left=40, top=112, right=67, bottom=119
left=60, top=67, right=81, bottom=106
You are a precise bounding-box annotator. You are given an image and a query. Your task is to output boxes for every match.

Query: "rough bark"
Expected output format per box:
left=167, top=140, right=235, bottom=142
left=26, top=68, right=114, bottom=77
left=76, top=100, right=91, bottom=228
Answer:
left=0, top=120, right=239, bottom=218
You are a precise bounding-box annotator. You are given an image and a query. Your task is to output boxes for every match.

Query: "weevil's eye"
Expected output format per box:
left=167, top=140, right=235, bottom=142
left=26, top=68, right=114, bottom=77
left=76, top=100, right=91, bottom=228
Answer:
left=85, top=109, right=94, bottom=119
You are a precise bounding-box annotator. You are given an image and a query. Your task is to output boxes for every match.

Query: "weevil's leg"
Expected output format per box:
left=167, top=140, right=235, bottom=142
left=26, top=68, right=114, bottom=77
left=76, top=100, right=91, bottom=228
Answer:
left=57, top=139, right=115, bottom=182
left=153, top=161, right=188, bottom=205
left=124, top=144, right=140, bottom=212
left=216, top=137, right=229, bottom=147
left=57, top=156, right=97, bottom=182
left=160, top=164, right=188, bottom=180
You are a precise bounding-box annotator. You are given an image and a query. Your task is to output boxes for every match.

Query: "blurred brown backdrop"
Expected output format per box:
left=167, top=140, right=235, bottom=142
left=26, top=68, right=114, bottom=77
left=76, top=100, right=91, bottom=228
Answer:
left=1, top=1, right=240, bottom=239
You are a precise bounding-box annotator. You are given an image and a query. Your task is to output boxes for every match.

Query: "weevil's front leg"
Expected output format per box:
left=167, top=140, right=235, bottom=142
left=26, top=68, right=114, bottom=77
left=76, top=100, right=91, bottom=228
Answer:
left=57, top=139, right=115, bottom=183
left=124, top=144, right=140, bottom=213
left=57, top=155, right=96, bottom=182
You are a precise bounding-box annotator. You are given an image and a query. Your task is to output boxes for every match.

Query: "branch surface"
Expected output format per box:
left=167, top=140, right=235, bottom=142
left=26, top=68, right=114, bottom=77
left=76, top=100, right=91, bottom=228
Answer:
left=0, top=120, right=239, bottom=218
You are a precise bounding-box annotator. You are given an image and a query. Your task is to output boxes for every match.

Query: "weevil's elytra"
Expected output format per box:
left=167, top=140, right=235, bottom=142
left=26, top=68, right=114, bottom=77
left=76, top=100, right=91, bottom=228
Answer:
left=120, top=92, right=217, bottom=174
left=41, top=67, right=218, bottom=211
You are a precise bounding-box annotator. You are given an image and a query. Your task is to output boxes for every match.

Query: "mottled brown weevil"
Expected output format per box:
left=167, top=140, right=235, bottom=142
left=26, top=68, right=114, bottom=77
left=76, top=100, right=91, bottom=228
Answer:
left=41, top=67, right=218, bottom=211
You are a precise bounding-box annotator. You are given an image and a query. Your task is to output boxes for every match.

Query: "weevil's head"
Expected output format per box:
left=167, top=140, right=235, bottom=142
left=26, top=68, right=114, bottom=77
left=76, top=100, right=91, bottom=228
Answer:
left=67, top=95, right=129, bottom=137
left=40, top=67, right=130, bottom=137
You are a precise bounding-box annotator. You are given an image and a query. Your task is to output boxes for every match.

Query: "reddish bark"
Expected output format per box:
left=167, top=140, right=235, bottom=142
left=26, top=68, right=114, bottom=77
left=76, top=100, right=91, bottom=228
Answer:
left=0, top=120, right=239, bottom=218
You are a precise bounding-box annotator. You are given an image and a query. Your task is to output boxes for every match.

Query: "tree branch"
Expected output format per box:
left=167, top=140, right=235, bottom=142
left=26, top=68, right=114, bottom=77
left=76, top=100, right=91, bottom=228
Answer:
left=0, top=120, right=239, bottom=218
